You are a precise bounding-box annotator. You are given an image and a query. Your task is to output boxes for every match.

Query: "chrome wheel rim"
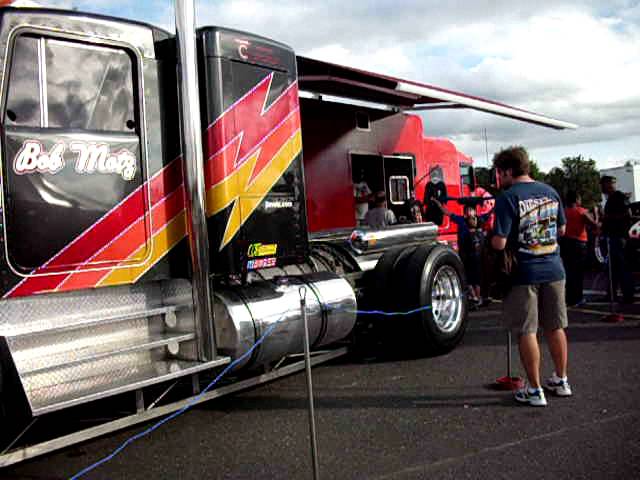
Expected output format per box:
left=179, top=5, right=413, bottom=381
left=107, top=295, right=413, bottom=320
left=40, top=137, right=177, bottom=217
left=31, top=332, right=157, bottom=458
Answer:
left=430, top=265, right=464, bottom=334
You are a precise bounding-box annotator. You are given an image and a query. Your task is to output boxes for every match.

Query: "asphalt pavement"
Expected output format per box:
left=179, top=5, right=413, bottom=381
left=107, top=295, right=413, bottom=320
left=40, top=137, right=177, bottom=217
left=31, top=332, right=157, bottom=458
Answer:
left=4, top=300, right=640, bottom=480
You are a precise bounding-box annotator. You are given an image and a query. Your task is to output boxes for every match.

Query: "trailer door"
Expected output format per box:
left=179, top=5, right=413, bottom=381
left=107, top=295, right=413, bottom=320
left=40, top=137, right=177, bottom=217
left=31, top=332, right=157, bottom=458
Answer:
left=383, top=155, right=415, bottom=222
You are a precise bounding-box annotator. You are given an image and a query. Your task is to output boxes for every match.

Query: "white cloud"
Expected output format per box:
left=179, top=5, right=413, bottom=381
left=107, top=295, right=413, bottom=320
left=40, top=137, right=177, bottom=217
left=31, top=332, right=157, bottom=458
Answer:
left=435, top=9, right=640, bottom=105
left=35, top=0, right=640, bottom=169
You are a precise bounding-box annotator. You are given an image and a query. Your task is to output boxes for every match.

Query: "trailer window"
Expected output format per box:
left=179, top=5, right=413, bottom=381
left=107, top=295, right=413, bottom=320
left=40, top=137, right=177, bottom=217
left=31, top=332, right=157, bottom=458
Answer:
left=389, top=175, right=410, bottom=205
left=4, top=36, right=136, bottom=132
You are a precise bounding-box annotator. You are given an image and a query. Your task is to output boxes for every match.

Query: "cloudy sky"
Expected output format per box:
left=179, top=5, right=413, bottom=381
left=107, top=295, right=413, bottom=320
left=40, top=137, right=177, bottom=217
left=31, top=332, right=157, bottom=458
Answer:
left=48, top=0, right=640, bottom=172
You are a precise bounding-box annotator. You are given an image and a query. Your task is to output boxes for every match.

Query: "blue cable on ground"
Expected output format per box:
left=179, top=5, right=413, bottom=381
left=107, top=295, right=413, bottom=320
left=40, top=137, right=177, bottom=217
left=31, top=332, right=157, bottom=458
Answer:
left=70, top=304, right=432, bottom=479
left=70, top=315, right=286, bottom=480
left=343, top=305, right=431, bottom=316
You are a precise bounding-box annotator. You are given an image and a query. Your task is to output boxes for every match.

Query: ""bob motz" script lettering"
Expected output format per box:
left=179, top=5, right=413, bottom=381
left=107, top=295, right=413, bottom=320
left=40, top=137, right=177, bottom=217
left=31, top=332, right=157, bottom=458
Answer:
left=13, top=140, right=137, bottom=181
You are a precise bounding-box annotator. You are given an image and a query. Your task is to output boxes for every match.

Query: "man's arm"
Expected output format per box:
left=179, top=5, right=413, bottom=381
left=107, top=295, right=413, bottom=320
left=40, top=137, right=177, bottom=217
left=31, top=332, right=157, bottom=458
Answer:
left=556, top=195, right=567, bottom=237
left=491, top=235, right=507, bottom=251
left=491, top=193, right=512, bottom=251
left=582, top=210, right=598, bottom=227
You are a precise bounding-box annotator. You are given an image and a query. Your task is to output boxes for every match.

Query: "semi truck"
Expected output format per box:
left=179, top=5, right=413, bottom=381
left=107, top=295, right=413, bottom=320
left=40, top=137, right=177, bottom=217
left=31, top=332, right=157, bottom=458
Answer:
left=0, top=1, right=576, bottom=466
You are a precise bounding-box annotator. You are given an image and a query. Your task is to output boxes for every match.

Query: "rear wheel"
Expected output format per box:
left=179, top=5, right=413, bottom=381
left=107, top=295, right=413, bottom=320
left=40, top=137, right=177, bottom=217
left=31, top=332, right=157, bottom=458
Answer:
left=399, top=245, right=468, bottom=354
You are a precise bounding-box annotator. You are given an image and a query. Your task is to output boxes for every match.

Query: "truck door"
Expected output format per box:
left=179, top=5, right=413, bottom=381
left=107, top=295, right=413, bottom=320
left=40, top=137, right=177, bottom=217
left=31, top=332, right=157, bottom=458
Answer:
left=2, top=32, right=149, bottom=278
left=383, top=155, right=415, bottom=222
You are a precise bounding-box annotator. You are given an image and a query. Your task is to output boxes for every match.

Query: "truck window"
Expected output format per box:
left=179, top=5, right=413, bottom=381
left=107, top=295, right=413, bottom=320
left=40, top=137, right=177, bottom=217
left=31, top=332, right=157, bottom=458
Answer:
left=5, top=36, right=40, bottom=127
left=5, top=36, right=136, bottom=132
left=389, top=175, right=409, bottom=205
left=460, top=164, right=473, bottom=188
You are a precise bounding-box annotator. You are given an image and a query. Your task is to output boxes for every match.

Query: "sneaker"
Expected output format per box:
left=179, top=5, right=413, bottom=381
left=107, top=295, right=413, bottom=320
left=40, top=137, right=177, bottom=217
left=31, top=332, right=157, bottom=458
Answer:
left=479, top=298, right=492, bottom=308
left=545, top=373, right=573, bottom=397
left=514, top=387, right=547, bottom=407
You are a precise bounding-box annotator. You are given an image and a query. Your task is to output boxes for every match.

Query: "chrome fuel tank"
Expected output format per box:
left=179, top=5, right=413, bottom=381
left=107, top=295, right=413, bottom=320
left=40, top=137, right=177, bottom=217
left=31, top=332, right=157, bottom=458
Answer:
left=213, top=271, right=356, bottom=370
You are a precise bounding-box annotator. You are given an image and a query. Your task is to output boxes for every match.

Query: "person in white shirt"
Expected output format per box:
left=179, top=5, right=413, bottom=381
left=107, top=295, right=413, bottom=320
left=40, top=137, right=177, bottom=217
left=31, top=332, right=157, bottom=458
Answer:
left=365, top=191, right=397, bottom=229
left=353, top=169, right=372, bottom=226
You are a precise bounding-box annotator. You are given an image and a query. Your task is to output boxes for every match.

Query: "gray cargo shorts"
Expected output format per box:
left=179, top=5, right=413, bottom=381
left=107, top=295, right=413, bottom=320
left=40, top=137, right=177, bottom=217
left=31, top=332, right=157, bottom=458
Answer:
left=502, top=280, right=568, bottom=335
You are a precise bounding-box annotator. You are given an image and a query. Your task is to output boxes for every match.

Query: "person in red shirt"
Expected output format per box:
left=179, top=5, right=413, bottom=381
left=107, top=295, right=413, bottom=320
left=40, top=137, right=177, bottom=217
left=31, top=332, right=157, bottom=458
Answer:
left=561, top=191, right=598, bottom=306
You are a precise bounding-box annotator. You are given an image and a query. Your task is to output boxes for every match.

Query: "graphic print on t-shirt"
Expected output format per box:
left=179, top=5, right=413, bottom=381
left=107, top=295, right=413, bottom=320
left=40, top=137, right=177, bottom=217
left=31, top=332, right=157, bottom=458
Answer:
left=518, top=197, right=560, bottom=255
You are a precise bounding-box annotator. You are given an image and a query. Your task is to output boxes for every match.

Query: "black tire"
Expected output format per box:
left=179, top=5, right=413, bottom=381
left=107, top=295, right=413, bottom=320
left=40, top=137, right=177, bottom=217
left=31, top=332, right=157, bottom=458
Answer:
left=367, top=246, right=417, bottom=312
left=399, top=244, right=468, bottom=354
left=358, top=246, right=418, bottom=354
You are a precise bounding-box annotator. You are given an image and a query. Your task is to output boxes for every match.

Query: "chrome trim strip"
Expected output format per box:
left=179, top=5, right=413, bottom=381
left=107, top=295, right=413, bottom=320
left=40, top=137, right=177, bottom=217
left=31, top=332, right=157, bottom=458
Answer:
left=37, top=37, right=47, bottom=127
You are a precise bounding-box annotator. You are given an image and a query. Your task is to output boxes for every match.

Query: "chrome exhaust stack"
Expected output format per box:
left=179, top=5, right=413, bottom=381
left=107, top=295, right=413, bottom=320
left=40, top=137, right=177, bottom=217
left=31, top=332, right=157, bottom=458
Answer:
left=175, top=0, right=217, bottom=361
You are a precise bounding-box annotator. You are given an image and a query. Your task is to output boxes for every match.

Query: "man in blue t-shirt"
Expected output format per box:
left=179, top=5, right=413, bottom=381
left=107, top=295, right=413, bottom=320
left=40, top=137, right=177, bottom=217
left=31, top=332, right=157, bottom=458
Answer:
left=491, top=146, right=571, bottom=407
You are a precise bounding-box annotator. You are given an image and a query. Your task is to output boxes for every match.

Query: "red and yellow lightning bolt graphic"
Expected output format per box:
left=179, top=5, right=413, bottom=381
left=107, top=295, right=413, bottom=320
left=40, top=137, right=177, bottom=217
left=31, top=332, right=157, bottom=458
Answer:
left=4, top=74, right=303, bottom=298
left=204, top=74, right=302, bottom=249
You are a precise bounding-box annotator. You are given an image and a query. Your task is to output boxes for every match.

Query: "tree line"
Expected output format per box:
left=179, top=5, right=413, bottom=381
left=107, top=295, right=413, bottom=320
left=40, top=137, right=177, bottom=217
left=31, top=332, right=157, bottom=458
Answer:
left=476, top=155, right=602, bottom=208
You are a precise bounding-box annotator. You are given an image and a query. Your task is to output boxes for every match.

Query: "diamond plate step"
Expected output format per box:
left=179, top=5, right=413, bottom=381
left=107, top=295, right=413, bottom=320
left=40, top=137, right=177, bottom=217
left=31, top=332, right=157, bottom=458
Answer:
left=25, top=356, right=231, bottom=416
left=4, top=305, right=182, bottom=338
left=14, top=331, right=196, bottom=375
left=0, top=281, right=217, bottom=417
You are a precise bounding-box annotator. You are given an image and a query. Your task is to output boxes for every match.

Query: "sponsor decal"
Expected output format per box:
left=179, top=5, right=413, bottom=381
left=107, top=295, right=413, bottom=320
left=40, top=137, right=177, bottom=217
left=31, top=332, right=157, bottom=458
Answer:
left=264, top=200, right=293, bottom=209
left=248, top=242, right=278, bottom=258
left=233, top=38, right=282, bottom=68
left=247, top=257, right=277, bottom=270
left=13, top=140, right=137, bottom=180
left=234, top=38, right=249, bottom=60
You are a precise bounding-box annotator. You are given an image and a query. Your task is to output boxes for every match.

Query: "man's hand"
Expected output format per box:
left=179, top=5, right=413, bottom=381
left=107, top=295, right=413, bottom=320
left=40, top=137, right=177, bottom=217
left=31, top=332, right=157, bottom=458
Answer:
left=491, top=235, right=507, bottom=251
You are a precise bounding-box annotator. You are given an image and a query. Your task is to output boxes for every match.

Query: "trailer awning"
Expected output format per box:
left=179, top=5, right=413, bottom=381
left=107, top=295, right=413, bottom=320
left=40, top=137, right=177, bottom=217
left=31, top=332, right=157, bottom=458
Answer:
left=296, top=56, right=577, bottom=130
